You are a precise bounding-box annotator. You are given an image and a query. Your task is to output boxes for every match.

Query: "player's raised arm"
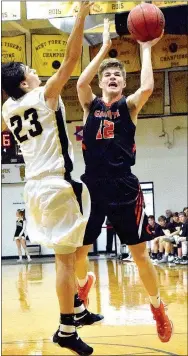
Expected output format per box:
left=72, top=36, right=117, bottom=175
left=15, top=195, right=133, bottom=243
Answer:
left=77, top=18, right=112, bottom=113
left=44, top=2, right=92, bottom=101
left=126, top=33, right=163, bottom=124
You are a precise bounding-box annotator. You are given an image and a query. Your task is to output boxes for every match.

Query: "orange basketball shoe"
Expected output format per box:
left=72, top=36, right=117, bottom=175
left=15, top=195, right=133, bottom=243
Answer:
left=78, top=272, right=96, bottom=308
left=150, top=301, right=173, bottom=342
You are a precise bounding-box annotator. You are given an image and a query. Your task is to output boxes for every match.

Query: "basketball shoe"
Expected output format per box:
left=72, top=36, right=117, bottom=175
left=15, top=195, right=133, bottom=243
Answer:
left=78, top=272, right=96, bottom=307
left=150, top=301, right=173, bottom=342
left=53, top=311, right=104, bottom=343
left=53, top=331, right=93, bottom=355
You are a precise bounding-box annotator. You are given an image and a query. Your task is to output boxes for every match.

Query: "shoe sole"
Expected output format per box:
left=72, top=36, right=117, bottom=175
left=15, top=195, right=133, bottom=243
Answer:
left=158, top=320, right=174, bottom=343
left=52, top=338, right=93, bottom=355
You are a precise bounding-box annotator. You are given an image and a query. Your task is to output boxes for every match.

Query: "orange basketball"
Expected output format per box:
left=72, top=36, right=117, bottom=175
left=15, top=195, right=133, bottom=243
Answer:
left=127, top=3, right=165, bottom=42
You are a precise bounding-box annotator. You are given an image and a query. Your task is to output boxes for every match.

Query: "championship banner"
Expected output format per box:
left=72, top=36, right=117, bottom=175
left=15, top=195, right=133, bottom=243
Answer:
left=125, top=72, right=165, bottom=116
left=90, top=1, right=139, bottom=15
left=169, top=71, right=188, bottom=114
left=32, top=34, right=81, bottom=77
left=152, top=35, right=188, bottom=69
left=61, top=80, right=83, bottom=121
left=152, top=1, right=186, bottom=7
left=2, top=1, right=21, bottom=21
left=26, top=1, right=80, bottom=19
left=90, top=36, right=140, bottom=73
left=2, top=164, right=26, bottom=184
left=2, top=35, right=26, bottom=63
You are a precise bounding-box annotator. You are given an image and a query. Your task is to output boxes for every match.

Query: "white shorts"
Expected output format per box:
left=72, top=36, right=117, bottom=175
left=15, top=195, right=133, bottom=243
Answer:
left=14, top=236, right=25, bottom=241
left=24, top=176, right=91, bottom=254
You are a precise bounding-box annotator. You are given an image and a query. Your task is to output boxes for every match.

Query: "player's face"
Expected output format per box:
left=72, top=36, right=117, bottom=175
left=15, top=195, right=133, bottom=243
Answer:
left=99, top=68, right=126, bottom=96
left=22, top=65, right=41, bottom=89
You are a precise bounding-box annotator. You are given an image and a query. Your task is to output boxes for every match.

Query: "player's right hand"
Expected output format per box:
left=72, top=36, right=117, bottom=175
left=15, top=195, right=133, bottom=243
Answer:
left=79, top=1, right=94, bottom=18
left=103, top=18, right=112, bottom=47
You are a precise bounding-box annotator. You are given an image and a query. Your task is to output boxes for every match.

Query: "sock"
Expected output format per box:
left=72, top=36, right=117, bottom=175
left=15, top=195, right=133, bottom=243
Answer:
left=149, top=292, right=161, bottom=308
left=74, top=294, right=87, bottom=321
left=59, top=314, right=76, bottom=338
left=77, top=275, right=88, bottom=288
left=158, top=252, right=163, bottom=258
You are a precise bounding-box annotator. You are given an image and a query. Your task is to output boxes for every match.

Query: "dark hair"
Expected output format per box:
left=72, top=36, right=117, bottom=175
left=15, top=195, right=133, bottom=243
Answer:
left=172, top=212, right=179, bottom=217
left=158, top=215, right=166, bottom=222
left=148, top=215, right=155, bottom=220
left=183, top=207, right=188, bottom=212
left=1, top=62, right=26, bottom=100
left=179, top=212, right=186, bottom=217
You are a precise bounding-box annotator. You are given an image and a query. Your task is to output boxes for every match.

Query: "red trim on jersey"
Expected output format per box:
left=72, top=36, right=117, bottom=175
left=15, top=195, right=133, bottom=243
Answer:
left=101, top=94, right=123, bottom=107
left=135, top=186, right=144, bottom=226
left=82, top=143, right=87, bottom=150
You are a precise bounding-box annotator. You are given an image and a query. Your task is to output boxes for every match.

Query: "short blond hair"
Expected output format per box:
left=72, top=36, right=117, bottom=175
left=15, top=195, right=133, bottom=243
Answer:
left=98, top=58, right=126, bottom=81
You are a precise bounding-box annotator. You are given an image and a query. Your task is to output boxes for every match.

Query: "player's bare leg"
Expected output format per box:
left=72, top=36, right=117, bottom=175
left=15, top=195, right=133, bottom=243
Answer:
left=129, top=242, right=173, bottom=342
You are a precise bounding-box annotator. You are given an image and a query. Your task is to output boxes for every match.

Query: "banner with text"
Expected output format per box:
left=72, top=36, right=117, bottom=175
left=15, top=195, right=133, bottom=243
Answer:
left=90, top=1, right=139, bottom=14
left=152, top=1, right=186, bottom=7
left=27, top=1, right=80, bottom=19
left=90, top=36, right=140, bottom=73
left=2, top=35, right=26, bottom=63
left=169, top=71, right=188, bottom=114
left=32, top=34, right=81, bottom=77
left=125, top=72, right=165, bottom=116
left=2, top=1, right=20, bottom=21
left=152, top=35, right=188, bottom=69
left=2, top=164, right=26, bottom=184
left=61, top=80, right=83, bottom=121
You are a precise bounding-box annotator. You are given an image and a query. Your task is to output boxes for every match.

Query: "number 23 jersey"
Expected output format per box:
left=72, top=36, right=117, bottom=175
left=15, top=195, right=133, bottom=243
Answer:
left=2, top=87, right=74, bottom=180
left=82, top=96, right=136, bottom=177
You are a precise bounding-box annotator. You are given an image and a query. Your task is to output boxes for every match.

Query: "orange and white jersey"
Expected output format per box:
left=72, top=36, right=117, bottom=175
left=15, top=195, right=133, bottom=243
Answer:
left=2, top=86, right=74, bottom=180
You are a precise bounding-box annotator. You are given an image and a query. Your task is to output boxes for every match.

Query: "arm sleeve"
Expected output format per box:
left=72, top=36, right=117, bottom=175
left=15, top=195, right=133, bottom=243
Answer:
left=19, top=220, right=26, bottom=237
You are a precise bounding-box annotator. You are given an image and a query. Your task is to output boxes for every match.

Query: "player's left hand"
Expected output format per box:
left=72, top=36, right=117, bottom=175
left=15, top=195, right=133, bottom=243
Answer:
left=138, top=30, right=164, bottom=47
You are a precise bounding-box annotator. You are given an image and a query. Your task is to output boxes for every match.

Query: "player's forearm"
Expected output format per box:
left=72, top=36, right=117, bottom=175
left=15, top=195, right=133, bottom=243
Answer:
left=140, top=44, right=154, bottom=93
left=63, top=14, right=85, bottom=64
left=78, top=44, right=110, bottom=86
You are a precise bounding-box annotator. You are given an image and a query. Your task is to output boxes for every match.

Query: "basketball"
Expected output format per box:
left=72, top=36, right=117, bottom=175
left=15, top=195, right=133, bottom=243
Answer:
left=127, top=3, right=165, bottom=42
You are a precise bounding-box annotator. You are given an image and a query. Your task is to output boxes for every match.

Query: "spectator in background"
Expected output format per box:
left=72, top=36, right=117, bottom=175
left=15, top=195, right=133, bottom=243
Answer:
left=148, top=215, right=160, bottom=260
left=176, top=212, right=188, bottom=265
left=183, top=207, right=188, bottom=218
left=105, top=217, right=115, bottom=257
left=157, top=216, right=177, bottom=264
left=165, top=210, right=173, bottom=224
left=14, top=209, right=32, bottom=263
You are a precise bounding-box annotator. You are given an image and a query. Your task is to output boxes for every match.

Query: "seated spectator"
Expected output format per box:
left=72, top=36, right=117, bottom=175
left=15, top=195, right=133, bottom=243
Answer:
left=148, top=215, right=160, bottom=260
left=165, top=209, right=173, bottom=223
left=183, top=207, right=188, bottom=218
left=155, top=216, right=176, bottom=264
left=175, top=212, right=188, bottom=265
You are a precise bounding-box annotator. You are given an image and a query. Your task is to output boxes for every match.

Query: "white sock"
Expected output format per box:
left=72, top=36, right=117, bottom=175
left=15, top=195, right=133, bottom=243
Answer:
left=77, top=275, right=88, bottom=288
left=149, top=292, right=160, bottom=308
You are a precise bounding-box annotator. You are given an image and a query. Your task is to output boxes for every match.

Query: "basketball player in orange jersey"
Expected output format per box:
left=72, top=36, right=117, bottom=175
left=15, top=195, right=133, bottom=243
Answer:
left=76, top=19, right=173, bottom=343
left=2, top=3, right=105, bottom=355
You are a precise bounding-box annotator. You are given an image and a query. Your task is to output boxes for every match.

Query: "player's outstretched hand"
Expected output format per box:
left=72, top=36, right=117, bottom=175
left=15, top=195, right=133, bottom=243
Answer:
left=138, top=30, right=164, bottom=47
left=103, top=18, right=112, bottom=47
left=79, top=1, right=94, bottom=18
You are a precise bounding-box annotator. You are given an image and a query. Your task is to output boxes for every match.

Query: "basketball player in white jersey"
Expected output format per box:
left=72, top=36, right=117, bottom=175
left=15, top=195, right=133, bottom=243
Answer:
left=2, top=3, right=103, bottom=355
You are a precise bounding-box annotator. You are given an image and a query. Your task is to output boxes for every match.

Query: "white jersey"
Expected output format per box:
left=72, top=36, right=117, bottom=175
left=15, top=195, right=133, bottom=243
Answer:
left=2, top=86, right=74, bottom=180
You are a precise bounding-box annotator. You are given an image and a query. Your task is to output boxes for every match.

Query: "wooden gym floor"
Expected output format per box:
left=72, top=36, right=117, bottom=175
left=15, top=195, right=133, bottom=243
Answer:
left=2, top=258, right=187, bottom=355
